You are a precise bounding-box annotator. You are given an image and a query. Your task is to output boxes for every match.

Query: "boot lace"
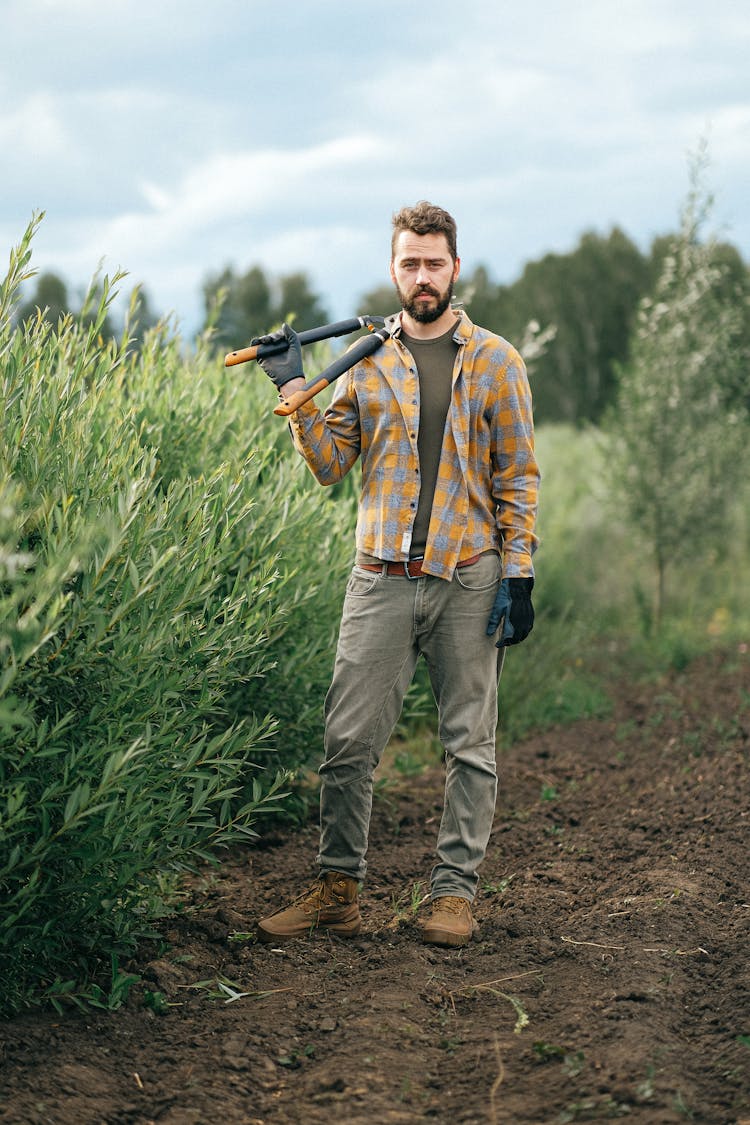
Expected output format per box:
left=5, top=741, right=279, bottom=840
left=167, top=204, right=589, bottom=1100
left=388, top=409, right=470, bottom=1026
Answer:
left=432, top=896, right=469, bottom=915
left=294, top=879, right=328, bottom=914
left=296, top=875, right=349, bottom=913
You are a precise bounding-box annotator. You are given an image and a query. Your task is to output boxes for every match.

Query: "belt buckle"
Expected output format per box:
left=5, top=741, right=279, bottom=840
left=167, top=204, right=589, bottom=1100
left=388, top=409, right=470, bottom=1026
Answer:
left=404, top=556, right=424, bottom=580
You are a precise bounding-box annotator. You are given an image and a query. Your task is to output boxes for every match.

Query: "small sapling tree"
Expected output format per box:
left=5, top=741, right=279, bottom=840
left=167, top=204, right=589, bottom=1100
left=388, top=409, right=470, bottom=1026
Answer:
left=604, top=145, right=748, bottom=627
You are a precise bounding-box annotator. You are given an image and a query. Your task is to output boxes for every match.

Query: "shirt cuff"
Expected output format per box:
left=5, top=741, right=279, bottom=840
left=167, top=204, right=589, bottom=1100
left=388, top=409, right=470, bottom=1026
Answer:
left=502, top=550, right=535, bottom=579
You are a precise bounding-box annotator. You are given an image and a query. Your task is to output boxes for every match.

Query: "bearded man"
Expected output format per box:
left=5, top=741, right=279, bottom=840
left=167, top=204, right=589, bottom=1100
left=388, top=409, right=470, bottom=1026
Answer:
left=255, top=201, right=539, bottom=947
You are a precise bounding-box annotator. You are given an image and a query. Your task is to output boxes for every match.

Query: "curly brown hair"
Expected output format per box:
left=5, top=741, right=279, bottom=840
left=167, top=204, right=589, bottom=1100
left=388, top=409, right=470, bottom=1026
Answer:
left=391, top=201, right=458, bottom=261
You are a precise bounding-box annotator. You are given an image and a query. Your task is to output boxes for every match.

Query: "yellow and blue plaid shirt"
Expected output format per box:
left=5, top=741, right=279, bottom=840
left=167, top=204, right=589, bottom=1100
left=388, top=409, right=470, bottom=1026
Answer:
left=288, top=310, right=539, bottom=581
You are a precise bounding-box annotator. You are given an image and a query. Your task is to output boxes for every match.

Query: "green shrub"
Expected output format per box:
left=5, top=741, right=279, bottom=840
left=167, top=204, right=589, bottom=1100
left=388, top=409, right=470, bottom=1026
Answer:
left=0, top=218, right=356, bottom=1013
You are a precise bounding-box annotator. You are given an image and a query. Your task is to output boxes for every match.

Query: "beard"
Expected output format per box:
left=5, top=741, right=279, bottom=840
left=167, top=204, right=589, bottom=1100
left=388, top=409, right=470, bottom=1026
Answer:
left=397, top=280, right=455, bottom=323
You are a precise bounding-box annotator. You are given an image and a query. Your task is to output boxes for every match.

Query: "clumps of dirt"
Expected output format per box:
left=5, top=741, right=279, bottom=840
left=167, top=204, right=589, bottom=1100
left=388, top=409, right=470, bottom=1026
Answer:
left=1, top=647, right=748, bottom=1124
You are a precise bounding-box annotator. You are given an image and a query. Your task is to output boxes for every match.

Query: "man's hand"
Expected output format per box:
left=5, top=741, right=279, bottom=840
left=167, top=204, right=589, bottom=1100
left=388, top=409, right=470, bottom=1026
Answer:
left=251, top=322, right=305, bottom=389
left=486, top=576, right=535, bottom=648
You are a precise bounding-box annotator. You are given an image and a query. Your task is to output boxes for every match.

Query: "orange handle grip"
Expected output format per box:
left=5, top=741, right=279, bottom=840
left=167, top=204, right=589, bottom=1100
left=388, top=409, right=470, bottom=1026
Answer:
left=224, top=344, right=259, bottom=366
left=273, top=378, right=331, bottom=416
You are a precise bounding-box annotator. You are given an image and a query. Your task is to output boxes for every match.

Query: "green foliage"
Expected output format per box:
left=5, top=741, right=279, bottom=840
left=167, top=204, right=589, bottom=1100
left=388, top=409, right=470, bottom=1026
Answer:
left=13, top=244, right=160, bottom=353
left=447, top=227, right=652, bottom=425
left=15, top=270, right=70, bottom=325
left=353, top=282, right=400, bottom=321
left=0, top=217, right=357, bottom=1013
left=603, top=148, right=750, bottom=622
left=203, top=263, right=330, bottom=350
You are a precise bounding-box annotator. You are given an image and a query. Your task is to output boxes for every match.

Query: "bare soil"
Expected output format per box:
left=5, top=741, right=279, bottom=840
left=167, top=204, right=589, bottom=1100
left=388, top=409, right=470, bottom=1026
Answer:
left=1, top=647, right=749, bottom=1125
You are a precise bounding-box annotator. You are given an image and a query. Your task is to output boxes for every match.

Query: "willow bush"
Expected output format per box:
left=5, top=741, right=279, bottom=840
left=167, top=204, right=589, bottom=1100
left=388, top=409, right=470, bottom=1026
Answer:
left=0, top=219, right=354, bottom=1013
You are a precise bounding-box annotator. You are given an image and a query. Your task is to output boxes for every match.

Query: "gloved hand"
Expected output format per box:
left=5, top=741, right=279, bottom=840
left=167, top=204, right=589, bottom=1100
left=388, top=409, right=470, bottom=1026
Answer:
left=250, top=322, right=305, bottom=389
left=486, top=576, right=535, bottom=648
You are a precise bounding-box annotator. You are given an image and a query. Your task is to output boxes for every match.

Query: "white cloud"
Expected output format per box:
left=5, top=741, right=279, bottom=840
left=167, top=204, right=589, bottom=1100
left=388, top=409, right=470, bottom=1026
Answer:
left=79, top=134, right=389, bottom=260
left=2, top=0, right=748, bottom=337
left=0, top=93, right=71, bottom=159
left=15, top=134, right=392, bottom=329
left=707, top=105, right=750, bottom=162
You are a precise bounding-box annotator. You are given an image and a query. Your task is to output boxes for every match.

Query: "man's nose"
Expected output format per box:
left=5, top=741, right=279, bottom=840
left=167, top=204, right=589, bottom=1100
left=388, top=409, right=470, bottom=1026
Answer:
left=415, top=264, right=430, bottom=284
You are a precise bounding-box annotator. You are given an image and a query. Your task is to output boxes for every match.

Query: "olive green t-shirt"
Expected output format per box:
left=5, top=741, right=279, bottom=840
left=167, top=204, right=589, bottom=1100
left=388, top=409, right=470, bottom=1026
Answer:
left=401, top=323, right=459, bottom=556
left=357, top=320, right=459, bottom=565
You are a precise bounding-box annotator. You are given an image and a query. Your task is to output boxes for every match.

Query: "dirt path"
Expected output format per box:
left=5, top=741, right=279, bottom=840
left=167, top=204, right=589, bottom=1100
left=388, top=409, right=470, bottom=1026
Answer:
left=1, top=649, right=749, bottom=1125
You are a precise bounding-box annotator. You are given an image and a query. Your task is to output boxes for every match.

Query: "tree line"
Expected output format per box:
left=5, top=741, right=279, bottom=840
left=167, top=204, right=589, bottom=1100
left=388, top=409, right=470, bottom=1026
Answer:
left=16, top=220, right=750, bottom=427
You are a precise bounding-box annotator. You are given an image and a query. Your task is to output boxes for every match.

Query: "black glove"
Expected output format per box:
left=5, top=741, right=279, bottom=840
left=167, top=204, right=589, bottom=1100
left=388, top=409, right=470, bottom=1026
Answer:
left=250, top=322, right=305, bottom=389
left=486, top=579, right=514, bottom=646
left=503, top=577, right=535, bottom=647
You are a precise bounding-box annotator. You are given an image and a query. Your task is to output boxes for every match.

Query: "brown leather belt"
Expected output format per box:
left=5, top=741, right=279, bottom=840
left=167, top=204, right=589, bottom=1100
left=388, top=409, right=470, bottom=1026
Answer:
left=358, top=553, right=484, bottom=579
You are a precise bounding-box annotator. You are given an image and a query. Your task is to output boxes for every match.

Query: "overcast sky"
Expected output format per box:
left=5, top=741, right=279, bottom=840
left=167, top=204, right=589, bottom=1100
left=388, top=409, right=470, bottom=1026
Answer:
left=2, top=0, right=748, bottom=337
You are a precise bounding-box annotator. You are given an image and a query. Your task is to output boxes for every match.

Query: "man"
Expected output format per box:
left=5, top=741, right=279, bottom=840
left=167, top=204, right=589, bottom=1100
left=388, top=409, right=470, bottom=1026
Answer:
left=255, top=201, right=539, bottom=947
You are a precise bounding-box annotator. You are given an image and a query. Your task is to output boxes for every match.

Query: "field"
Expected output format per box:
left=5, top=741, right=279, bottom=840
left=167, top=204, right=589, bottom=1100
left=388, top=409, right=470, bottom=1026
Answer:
left=2, top=219, right=749, bottom=1123
left=1, top=645, right=748, bottom=1125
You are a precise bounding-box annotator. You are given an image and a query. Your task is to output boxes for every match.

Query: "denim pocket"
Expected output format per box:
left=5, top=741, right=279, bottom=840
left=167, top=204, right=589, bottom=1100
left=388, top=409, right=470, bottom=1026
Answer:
left=345, top=566, right=381, bottom=597
left=453, top=552, right=501, bottom=591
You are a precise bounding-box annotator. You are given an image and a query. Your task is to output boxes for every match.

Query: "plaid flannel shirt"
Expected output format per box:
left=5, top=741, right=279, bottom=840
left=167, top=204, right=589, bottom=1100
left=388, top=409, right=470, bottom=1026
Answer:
left=287, top=310, right=539, bottom=581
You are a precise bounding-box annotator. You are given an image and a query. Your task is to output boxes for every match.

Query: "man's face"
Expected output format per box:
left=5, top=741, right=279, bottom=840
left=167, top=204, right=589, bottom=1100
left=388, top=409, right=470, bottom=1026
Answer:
left=390, top=231, right=460, bottom=324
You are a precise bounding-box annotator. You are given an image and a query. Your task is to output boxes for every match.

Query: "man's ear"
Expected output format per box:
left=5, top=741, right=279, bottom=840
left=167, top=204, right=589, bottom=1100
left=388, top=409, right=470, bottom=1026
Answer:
left=453, top=256, right=461, bottom=282
left=389, top=259, right=396, bottom=284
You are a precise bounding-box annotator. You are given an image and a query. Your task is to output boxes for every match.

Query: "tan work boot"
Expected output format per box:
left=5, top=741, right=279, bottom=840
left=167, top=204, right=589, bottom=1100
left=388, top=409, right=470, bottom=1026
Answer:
left=257, top=872, right=361, bottom=944
left=421, top=896, right=478, bottom=947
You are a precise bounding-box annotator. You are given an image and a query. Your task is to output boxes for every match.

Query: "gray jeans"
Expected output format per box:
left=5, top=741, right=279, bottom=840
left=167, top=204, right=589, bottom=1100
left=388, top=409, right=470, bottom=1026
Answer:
left=317, top=551, right=505, bottom=901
